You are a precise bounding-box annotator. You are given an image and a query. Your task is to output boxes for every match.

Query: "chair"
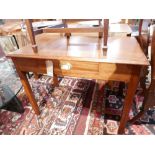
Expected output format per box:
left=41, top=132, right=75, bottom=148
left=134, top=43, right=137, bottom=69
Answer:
left=62, top=19, right=103, bottom=38
left=129, top=19, right=152, bottom=90
left=129, top=23, right=155, bottom=123
left=25, top=19, right=109, bottom=53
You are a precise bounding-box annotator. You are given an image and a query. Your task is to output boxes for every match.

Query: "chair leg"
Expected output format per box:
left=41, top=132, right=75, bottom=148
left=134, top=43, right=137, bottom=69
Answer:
left=128, top=110, right=145, bottom=124
left=128, top=95, right=148, bottom=124
left=129, top=81, right=155, bottom=124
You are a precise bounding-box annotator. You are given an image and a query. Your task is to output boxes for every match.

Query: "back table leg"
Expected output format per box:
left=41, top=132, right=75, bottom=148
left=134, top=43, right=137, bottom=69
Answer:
left=53, top=74, right=59, bottom=86
left=118, top=67, right=141, bottom=134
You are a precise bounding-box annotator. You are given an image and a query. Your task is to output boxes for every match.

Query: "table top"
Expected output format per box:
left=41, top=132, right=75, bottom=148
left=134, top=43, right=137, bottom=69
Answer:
left=7, top=33, right=149, bottom=66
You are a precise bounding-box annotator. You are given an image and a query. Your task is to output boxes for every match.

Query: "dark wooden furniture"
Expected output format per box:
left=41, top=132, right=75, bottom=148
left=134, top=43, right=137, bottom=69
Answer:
left=129, top=24, right=155, bottom=124
left=7, top=19, right=149, bottom=134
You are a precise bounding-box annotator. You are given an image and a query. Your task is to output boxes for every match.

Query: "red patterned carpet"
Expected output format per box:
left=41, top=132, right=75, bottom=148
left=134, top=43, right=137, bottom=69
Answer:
left=0, top=75, right=155, bottom=135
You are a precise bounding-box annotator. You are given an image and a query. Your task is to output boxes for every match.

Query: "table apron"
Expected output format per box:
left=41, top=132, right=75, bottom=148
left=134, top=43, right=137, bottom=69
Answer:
left=12, top=58, right=134, bottom=82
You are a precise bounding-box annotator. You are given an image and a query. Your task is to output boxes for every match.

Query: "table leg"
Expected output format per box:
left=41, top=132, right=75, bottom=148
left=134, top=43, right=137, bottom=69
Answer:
left=17, top=70, right=40, bottom=115
left=34, top=72, right=39, bottom=80
left=53, top=74, right=59, bottom=86
left=118, top=67, right=141, bottom=134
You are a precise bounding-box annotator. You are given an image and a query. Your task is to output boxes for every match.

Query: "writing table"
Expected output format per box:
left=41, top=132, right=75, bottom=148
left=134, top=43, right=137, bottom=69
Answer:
left=7, top=33, right=149, bottom=134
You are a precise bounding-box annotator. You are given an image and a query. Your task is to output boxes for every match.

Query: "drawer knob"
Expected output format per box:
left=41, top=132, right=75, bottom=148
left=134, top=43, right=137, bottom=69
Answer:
left=60, top=63, right=72, bottom=70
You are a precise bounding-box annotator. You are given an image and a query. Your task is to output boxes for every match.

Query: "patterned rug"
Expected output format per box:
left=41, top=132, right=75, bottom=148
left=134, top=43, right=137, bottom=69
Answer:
left=0, top=57, right=155, bottom=135
left=0, top=75, right=155, bottom=135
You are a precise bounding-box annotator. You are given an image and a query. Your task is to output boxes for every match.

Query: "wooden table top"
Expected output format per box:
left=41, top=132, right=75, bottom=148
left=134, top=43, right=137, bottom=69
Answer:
left=7, top=33, right=149, bottom=66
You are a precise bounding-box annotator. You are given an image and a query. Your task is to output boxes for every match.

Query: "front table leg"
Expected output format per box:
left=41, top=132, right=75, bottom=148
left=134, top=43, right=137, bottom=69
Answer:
left=118, top=67, right=141, bottom=134
left=17, top=70, right=40, bottom=115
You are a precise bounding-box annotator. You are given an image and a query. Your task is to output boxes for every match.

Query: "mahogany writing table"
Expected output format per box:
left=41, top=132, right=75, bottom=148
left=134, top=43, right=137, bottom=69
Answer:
left=7, top=33, right=149, bottom=134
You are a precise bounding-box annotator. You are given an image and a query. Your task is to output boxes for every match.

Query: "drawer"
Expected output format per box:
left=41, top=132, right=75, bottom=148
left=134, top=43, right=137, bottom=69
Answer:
left=98, top=63, right=132, bottom=81
left=58, top=60, right=99, bottom=72
left=13, top=58, right=99, bottom=77
left=13, top=58, right=132, bottom=82
left=54, top=60, right=99, bottom=79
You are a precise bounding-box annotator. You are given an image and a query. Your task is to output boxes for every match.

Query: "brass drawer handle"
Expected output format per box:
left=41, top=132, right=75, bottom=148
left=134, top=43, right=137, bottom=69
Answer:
left=60, top=62, right=72, bottom=70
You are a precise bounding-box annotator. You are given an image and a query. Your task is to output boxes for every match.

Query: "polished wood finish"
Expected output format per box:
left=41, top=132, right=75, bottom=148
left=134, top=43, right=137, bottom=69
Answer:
left=25, top=19, right=37, bottom=52
left=118, top=66, right=141, bottom=134
left=24, top=19, right=131, bottom=52
left=63, top=19, right=103, bottom=38
left=25, top=19, right=109, bottom=51
left=12, top=58, right=40, bottom=115
left=12, top=57, right=133, bottom=82
left=53, top=74, right=59, bottom=86
left=25, top=19, right=36, bottom=45
left=62, top=19, right=71, bottom=38
left=98, top=19, right=103, bottom=38
left=7, top=34, right=148, bottom=66
left=43, top=27, right=104, bottom=33
left=103, top=19, right=109, bottom=49
left=138, top=19, right=143, bottom=36
left=7, top=32, right=149, bottom=134
left=152, top=28, right=155, bottom=79
left=2, top=19, right=149, bottom=134
left=135, top=20, right=151, bottom=91
left=136, top=19, right=150, bottom=55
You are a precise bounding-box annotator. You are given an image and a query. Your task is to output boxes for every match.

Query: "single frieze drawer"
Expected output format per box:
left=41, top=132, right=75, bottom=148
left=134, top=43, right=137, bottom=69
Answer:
left=53, top=60, right=100, bottom=79
left=59, top=60, right=99, bottom=72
